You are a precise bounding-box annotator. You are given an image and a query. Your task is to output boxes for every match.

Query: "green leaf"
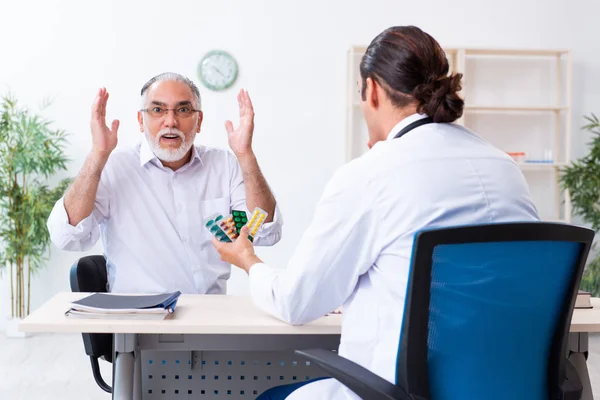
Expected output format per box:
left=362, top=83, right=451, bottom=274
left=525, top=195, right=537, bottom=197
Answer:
left=560, top=112, right=600, bottom=295
left=0, top=93, right=72, bottom=276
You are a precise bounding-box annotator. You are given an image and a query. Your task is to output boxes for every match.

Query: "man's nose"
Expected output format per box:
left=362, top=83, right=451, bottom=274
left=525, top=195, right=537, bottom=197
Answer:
left=163, top=109, right=178, bottom=128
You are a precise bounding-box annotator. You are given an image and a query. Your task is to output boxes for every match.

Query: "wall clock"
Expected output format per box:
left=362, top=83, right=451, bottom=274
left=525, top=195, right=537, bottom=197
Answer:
left=197, top=50, right=238, bottom=91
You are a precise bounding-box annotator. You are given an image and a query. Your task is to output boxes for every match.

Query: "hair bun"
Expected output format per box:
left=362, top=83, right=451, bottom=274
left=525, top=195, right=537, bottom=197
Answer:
left=413, top=73, right=464, bottom=123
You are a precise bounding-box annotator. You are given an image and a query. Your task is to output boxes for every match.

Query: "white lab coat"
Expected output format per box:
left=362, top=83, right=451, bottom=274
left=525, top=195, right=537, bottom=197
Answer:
left=249, top=114, right=540, bottom=399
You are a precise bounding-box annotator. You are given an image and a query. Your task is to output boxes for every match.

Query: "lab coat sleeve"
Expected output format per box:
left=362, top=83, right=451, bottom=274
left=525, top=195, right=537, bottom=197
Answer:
left=46, top=172, right=111, bottom=252
left=228, top=151, right=283, bottom=246
left=248, top=165, right=381, bottom=325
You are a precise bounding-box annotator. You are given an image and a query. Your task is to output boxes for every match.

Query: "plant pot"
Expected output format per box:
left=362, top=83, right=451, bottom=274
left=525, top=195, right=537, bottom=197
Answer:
left=5, top=317, right=29, bottom=338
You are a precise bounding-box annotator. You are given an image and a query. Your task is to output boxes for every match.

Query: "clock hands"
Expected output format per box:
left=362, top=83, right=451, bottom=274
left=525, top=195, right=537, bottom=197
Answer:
left=212, top=66, right=226, bottom=78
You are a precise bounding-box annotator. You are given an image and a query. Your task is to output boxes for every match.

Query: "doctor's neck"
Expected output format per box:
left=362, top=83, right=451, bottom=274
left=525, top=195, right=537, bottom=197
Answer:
left=379, top=102, right=420, bottom=141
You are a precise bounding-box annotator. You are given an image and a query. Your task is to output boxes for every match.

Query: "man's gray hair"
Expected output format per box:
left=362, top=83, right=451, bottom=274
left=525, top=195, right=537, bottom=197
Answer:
left=140, top=72, right=202, bottom=110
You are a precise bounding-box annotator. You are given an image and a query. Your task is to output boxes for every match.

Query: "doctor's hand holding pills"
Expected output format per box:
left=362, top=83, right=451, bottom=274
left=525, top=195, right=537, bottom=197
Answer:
left=212, top=226, right=263, bottom=274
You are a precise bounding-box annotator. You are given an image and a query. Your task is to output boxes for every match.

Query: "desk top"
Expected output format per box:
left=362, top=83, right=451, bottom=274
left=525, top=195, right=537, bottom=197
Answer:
left=19, top=293, right=342, bottom=335
left=570, top=297, right=600, bottom=332
left=20, top=293, right=600, bottom=335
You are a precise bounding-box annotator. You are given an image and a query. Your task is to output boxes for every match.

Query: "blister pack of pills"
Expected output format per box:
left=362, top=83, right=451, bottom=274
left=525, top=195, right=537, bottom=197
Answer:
left=204, top=213, right=235, bottom=242
left=246, top=207, right=268, bottom=241
left=231, top=210, right=248, bottom=235
left=204, top=207, right=268, bottom=243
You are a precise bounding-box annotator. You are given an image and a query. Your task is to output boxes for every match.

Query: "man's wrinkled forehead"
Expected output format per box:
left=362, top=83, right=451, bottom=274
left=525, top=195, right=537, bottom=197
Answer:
left=148, top=100, right=194, bottom=107
left=145, top=80, right=196, bottom=106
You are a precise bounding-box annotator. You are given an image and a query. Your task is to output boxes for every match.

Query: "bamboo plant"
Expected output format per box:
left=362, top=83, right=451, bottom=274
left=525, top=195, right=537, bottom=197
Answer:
left=0, top=93, right=72, bottom=318
left=560, top=113, right=600, bottom=296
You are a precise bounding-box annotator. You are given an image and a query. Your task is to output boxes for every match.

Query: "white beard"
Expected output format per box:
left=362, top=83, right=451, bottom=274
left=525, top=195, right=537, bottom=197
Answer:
left=144, top=128, right=195, bottom=163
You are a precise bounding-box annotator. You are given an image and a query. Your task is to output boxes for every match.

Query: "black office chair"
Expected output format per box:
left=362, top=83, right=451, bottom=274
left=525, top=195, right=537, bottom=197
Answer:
left=69, top=255, right=113, bottom=393
left=295, top=222, right=594, bottom=400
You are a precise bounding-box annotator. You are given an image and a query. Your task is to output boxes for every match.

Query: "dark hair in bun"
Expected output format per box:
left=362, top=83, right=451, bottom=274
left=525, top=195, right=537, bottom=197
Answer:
left=360, top=25, right=464, bottom=123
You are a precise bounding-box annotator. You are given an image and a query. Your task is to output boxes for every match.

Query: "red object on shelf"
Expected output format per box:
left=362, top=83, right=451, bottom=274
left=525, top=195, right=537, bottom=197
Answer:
left=507, top=152, right=526, bottom=162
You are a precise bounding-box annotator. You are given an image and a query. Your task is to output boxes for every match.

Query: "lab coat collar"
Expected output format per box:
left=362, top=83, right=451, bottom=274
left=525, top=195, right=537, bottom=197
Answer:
left=386, top=113, right=429, bottom=141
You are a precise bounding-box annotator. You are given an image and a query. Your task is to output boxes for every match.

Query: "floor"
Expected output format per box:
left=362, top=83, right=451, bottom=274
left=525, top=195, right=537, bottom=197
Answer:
left=1, top=332, right=600, bottom=399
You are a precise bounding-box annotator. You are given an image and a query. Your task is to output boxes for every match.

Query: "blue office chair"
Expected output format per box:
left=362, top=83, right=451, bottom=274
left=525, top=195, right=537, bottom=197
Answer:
left=69, top=255, right=113, bottom=393
left=295, top=222, right=594, bottom=400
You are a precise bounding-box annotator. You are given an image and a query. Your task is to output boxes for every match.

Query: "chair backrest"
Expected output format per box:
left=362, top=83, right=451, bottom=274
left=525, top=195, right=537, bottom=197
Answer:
left=69, top=255, right=109, bottom=293
left=396, top=222, right=594, bottom=400
left=69, top=255, right=113, bottom=363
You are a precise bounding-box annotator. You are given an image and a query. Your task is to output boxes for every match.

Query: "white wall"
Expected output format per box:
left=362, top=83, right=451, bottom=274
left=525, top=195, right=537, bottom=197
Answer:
left=1, top=0, right=599, bottom=325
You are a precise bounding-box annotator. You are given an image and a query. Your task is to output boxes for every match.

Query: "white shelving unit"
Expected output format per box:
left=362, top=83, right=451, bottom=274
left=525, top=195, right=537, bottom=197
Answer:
left=346, top=46, right=572, bottom=223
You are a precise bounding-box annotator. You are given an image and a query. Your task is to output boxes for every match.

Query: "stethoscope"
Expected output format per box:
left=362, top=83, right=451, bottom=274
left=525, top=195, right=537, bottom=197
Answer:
left=393, top=117, right=434, bottom=140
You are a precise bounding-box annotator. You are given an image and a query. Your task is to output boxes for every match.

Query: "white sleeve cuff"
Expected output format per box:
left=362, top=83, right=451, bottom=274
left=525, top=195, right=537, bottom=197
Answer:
left=47, top=197, right=97, bottom=250
left=252, top=203, right=283, bottom=245
left=248, top=263, right=280, bottom=317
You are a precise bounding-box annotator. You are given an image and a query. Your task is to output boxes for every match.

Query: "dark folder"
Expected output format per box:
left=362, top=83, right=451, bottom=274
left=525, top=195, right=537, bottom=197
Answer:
left=71, top=291, right=181, bottom=312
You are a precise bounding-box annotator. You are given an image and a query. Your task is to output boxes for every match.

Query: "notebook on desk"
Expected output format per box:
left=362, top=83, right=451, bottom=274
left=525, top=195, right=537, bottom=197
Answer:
left=65, top=291, right=181, bottom=320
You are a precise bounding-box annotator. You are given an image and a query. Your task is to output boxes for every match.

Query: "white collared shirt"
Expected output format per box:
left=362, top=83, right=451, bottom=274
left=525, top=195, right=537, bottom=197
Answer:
left=248, top=114, right=539, bottom=399
left=47, top=137, right=283, bottom=294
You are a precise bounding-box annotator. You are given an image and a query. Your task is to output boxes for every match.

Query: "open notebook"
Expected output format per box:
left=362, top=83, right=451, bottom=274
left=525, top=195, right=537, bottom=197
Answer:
left=65, top=291, right=181, bottom=320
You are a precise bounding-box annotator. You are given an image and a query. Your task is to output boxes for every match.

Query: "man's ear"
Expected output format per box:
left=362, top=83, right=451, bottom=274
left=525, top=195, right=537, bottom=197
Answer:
left=137, top=111, right=144, bottom=132
left=366, top=77, right=379, bottom=109
left=196, top=111, right=203, bottom=133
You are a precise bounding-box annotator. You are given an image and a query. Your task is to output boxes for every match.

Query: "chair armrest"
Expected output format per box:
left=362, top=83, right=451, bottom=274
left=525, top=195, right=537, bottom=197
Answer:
left=295, top=349, right=412, bottom=400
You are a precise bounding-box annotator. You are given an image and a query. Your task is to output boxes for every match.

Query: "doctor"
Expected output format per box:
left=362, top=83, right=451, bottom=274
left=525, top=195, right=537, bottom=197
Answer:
left=213, top=25, right=539, bottom=399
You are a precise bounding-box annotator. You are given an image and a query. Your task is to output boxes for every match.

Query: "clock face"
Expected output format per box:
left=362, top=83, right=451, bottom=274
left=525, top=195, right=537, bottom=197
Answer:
left=198, top=50, right=238, bottom=91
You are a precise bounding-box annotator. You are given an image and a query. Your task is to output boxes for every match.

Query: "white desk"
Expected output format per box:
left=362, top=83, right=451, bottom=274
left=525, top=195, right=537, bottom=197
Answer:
left=20, top=293, right=600, bottom=400
left=571, top=298, right=600, bottom=332
left=20, top=293, right=342, bottom=400
left=19, top=292, right=341, bottom=335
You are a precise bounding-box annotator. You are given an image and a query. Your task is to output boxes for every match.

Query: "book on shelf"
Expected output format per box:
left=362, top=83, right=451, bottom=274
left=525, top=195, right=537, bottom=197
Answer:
left=576, top=290, right=592, bottom=309
left=65, top=291, right=181, bottom=320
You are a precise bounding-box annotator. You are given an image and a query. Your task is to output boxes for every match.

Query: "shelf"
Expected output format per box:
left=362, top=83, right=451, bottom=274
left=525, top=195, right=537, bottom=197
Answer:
left=352, top=104, right=566, bottom=114
left=465, top=105, right=567, bottom=113
left=465, top=48, right=568, bottom=57
left=349, top=47, right=567, bottom=58
left=517, top=162, right=566, bottom=170
left=353, top=105, right=568, bottom=112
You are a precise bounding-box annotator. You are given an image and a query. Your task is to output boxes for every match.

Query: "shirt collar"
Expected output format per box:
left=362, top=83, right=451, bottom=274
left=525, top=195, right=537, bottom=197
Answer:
left=386, top=113, right=429, bottom=141
left=139, top=135, right=203, bottom=168
left=139, top=135, right=156, bottom=167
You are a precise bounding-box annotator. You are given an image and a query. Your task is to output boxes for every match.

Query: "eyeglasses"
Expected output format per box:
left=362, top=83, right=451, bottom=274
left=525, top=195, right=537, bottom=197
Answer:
left=140, top=106, right=201, bottom=118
